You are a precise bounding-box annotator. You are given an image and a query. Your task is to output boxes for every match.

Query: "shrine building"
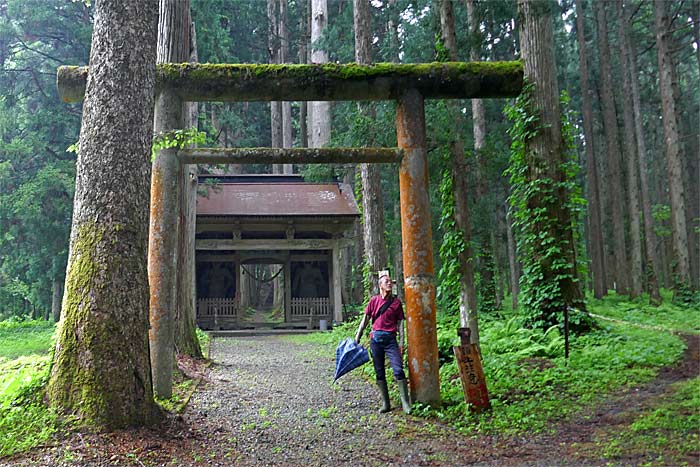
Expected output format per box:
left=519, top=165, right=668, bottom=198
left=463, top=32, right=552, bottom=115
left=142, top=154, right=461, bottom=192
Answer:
left=195, top=174, right=359, bottom=330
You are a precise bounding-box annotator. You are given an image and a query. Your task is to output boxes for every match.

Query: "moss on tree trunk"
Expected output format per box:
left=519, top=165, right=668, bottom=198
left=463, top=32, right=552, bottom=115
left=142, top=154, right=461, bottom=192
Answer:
left=48, top=0, right=160, bottom=429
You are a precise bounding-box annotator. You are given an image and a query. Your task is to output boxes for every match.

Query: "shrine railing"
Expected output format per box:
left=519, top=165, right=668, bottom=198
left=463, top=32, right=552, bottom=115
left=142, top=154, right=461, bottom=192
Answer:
left=290, top=297, right=331, bottom=323
left=196, top=298, right=239, bottom=329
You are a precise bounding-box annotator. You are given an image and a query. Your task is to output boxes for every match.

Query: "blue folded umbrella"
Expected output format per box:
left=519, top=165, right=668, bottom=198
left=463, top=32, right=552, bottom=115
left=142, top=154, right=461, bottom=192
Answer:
left=334, top=337, right=369, bottom=382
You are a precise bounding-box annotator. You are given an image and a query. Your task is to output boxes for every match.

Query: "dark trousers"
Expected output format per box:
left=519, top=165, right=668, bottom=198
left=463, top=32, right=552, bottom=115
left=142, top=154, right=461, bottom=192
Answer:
left=370, top=331, right=406, bottom=381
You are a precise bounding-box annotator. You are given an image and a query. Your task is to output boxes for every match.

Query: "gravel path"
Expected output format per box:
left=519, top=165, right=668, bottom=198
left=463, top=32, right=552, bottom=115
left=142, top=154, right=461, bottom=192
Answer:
left=7, top=333, right=693, bottom=466
left=185, top=335, right=514, bottom=467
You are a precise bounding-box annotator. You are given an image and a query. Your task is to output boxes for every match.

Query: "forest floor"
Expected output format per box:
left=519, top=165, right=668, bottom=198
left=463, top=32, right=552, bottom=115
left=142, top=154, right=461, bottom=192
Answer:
left=2, top=332, right=698, bottom=467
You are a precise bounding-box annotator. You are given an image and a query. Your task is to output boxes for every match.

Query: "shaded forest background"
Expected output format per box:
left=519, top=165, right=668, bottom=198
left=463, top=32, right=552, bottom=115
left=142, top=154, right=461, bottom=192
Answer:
left=0, top=0, right=698, bottom=320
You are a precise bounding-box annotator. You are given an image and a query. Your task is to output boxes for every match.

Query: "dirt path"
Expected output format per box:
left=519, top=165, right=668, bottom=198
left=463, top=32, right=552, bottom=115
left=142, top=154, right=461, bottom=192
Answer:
left=4, top=333, right=698, bottom=467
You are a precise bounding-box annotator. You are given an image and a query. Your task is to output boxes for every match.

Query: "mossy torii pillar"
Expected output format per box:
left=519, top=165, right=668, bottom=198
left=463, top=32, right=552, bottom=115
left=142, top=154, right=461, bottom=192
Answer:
left=396, top=89, right=439, bottom=405
left=57, top=61, right=522, bottom=407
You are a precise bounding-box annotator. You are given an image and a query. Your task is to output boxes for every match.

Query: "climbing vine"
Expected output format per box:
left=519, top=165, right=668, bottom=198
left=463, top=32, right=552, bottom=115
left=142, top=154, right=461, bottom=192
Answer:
left=436, top=162, right=465, bottom=315
left=504, top=83, right=592, bottom=331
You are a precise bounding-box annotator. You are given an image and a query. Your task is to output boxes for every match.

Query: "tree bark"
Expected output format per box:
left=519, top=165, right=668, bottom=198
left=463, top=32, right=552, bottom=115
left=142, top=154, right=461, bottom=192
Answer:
left=440, top=0, right=478, bottom=340
left=466, top=0, right=496, bottom=315
left=268, top=0, right=282, bottom=159
left=310, top=0, right=331, bottom=148
left=627, top=41, right=662, bottom=304
left=517, top=0, right=585, bottom=318
left=355, top=0, right=388, bottom=295
left=615, top=0, right=643, bottom=298
left=595, top=0, right=629, bottom=295
left=299, top=0, right=309, bottom=149
left=694, top=1, right=700, bottom=288
left=51, top=278, right=62, bottom=322
left=279, top=0, right=293, bottom=174
left=175, top=19, right=203, bottom=359
left=574, top=0, right=606, bottom=299
left=654, top=0, right=692, bottom=293
left=48, top=0, right=159, bottom=428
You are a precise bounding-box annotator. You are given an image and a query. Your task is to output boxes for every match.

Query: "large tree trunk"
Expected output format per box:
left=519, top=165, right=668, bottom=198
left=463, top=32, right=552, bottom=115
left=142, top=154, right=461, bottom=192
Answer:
left=440, top=0, right=479, bottom=341
left=574, top=0, right=605, bottom=299
left=466, top=0, right=497, bottom=315
left=175, top=19, right=203, bottom=359
left=355, top=0, right=388, bottom=295
left=517, top=0, right=585, bottom=321
left=309, top=0, right=330, bottom=148
left=654, top=0, right=692, bottom=294
left=627, top=44, right=662, bottom=305
left=48, top=0, right=159, bottom=428
left=693, top=0, right=700, bottom=289
left=615, top=1, right=643, bottom=298
left=148, top=0, right=191, bottom=399
left=595, top=1, right=629, bottom=295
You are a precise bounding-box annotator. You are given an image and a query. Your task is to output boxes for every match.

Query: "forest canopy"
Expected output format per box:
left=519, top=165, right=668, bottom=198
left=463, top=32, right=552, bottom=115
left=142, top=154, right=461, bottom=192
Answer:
left=0, top=0, right=698, bottom=322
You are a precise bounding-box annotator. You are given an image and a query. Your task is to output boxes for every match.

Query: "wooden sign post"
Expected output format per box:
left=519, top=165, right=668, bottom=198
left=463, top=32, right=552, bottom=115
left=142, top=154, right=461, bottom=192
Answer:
left=453, top=327, right=491, bottom=413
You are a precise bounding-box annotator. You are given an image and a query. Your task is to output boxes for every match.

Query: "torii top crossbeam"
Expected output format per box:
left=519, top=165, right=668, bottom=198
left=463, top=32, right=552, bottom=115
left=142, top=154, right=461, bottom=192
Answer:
left=57, top=62, right=522, bottom=103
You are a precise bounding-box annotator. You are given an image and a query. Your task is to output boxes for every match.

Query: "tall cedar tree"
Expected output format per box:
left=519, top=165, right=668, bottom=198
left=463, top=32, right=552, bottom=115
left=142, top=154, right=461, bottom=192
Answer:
left=355, top=0, right=389, bottom=295
left=516, top=0, right=585, bottom=324
left=309, top=0, right=331, bottom=148
left=627, top=30, right=662, bottom=305
left=654, top=0, right=692, bottom=297
left=616, top=0, right=644, bottom=299
left=595, top=0, right=629, bottom=295
left=439, top=0, right=479, bottom=342
left=573, top=0, right=605, bottom=299
left=48, top=0, right=160, bottom=428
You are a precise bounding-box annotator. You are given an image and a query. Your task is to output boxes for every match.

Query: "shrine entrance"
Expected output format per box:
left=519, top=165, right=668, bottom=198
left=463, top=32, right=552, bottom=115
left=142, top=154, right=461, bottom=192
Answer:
left=193, top=173, right=358, bottom=330
left=58, top=61, right=522, bottom=406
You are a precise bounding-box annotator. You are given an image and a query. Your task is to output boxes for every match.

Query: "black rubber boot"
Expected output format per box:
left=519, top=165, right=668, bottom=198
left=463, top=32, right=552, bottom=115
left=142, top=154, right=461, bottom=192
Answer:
left=377, top=379, right=391, bottom=413
left=397, top=378, right=411, bottom=414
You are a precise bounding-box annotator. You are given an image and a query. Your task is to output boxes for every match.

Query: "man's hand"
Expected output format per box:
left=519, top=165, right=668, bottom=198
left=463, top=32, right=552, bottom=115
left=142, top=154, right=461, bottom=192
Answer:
left=399, top=345, right=405, bottom=356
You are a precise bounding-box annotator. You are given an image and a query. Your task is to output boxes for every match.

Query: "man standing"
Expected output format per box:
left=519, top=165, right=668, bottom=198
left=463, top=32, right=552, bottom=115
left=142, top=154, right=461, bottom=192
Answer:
left=355, top=272, right=411, bottom=414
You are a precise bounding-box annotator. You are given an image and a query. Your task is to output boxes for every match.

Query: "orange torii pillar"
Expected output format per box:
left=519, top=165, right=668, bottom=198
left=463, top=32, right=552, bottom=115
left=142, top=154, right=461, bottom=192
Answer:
left=396, top=89, right=440, bottom=406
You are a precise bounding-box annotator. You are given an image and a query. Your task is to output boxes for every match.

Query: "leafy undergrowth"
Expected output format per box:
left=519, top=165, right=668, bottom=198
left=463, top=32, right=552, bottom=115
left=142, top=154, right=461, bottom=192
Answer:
left=0, top=319, right=212, bottom=459
left=588, top=289, right=700, bottom=333
left=295, top=292, right=694, bottom=440
left=0, top=319, right=57, bottom=458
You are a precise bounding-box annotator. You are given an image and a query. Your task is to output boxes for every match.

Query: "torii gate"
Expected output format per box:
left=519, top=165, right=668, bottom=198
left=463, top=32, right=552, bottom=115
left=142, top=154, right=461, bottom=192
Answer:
left=58, top=62, right=522, bottom=406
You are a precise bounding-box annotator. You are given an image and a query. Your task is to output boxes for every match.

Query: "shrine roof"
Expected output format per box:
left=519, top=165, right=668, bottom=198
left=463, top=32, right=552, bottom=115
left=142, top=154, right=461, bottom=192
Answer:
left=196, top=175, right=360, bottom=218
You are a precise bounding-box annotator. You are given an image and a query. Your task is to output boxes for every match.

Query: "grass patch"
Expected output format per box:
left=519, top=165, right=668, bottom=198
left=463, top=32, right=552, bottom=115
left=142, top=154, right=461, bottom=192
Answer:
left=196, top=327, right=211, bottom=358
left=0, top=319, right=55, bottom=361
left=596, top=377, right=700, bottom=465
left=292, top=293, right=695, bottom=441
left=0, top=319, right=58, bottom=458
left=156, top=378, right=197, bottom=413
left=0, top=354, right=57, bottom=458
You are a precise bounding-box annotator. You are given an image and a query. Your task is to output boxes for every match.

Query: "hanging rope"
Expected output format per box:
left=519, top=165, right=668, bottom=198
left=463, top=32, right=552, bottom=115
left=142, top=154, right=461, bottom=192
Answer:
left=241, top=264, right=284, bottom=283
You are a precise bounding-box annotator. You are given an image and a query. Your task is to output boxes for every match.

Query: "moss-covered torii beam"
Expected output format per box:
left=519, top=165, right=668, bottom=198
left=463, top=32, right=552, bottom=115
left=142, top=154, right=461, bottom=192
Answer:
left=178, top=147, right=403, bottom=165
left=57, top=62, right=523, bottom=103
